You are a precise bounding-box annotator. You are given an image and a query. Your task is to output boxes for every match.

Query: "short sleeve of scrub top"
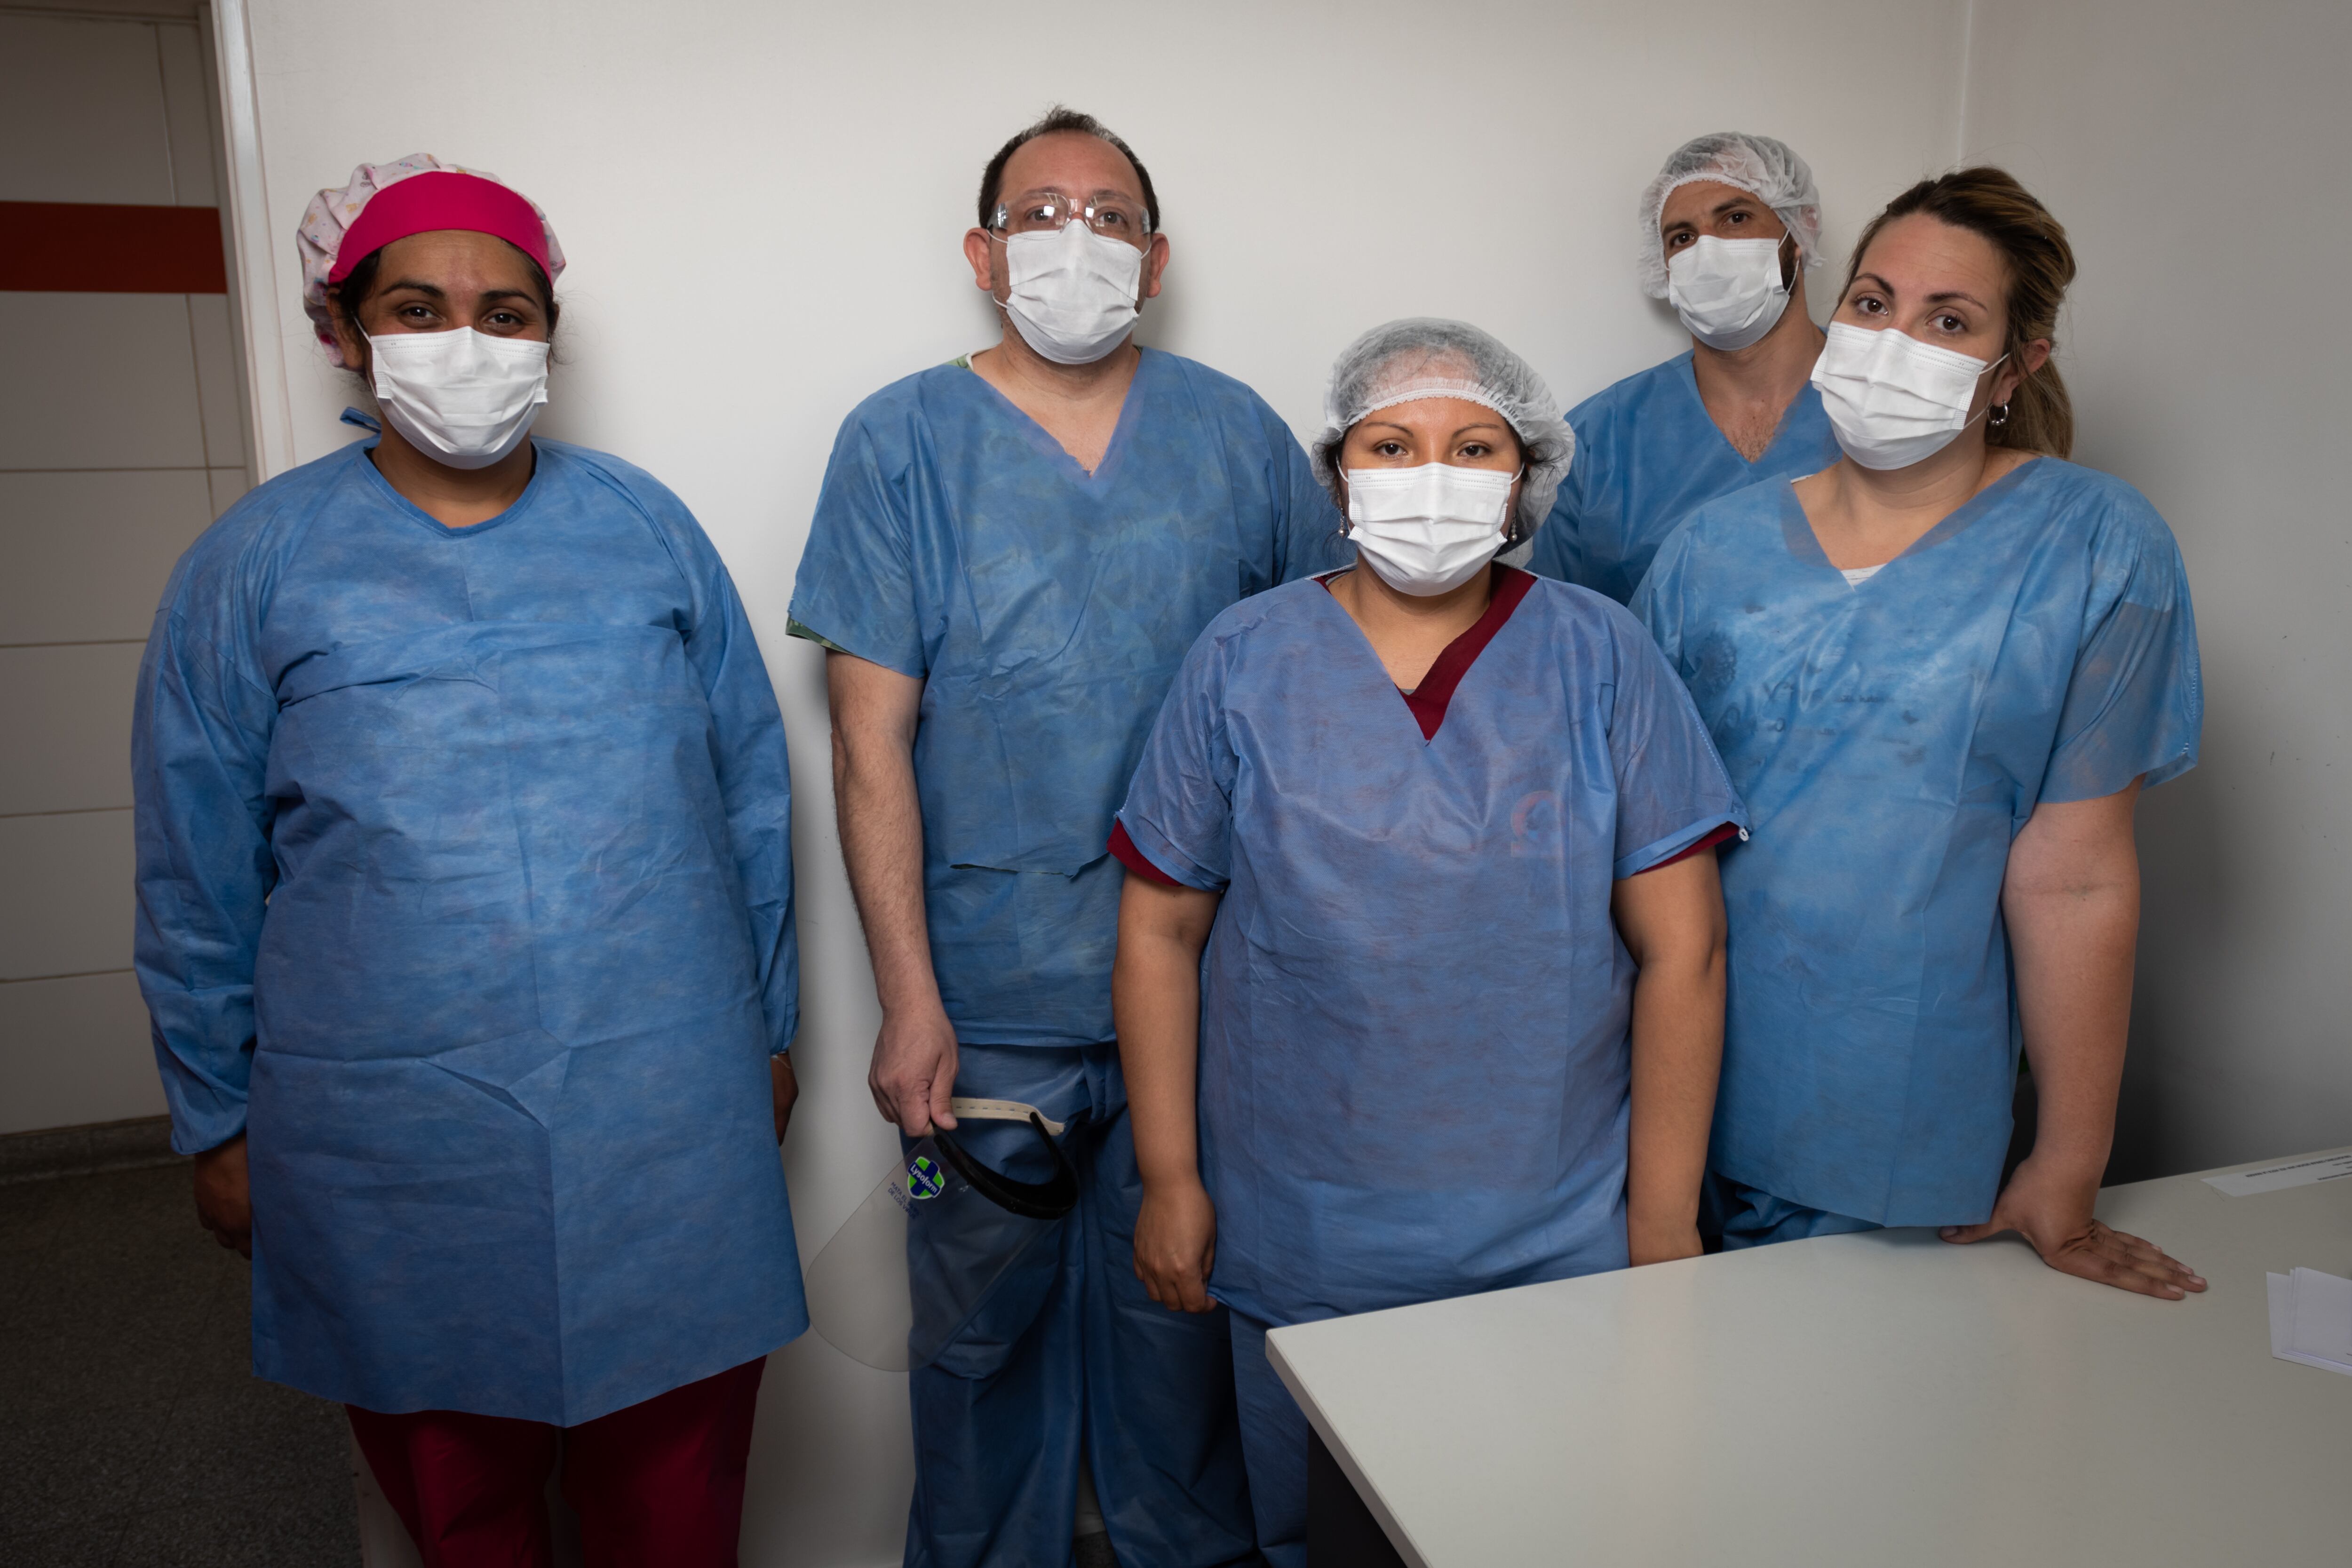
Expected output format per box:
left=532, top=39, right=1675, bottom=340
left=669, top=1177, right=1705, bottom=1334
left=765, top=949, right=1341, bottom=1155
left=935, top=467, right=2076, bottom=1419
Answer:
left=788, top=418, right=926, bottom=677
left=2038, top=490, right=2201, bottom=802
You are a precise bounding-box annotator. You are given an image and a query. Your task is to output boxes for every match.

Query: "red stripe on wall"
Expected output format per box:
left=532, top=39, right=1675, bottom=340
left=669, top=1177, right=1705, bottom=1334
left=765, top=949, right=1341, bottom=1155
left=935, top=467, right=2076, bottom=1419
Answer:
left=0, top=202, right=229, bottom=293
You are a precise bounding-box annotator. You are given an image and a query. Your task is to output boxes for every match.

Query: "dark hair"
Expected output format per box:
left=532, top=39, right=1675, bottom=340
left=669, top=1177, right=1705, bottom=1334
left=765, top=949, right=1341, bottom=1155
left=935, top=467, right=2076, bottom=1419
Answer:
left=328, top=239, right=562, bottom=361
left=977, top=106, right=1160, bottom=235
left=1845, top=167, right=2076, bottom=458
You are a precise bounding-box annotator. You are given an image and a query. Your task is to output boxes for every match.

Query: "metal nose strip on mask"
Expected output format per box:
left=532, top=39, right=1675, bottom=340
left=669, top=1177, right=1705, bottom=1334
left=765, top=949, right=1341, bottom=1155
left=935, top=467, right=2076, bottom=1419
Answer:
left=947, top=1097, right=1065, bottom=1137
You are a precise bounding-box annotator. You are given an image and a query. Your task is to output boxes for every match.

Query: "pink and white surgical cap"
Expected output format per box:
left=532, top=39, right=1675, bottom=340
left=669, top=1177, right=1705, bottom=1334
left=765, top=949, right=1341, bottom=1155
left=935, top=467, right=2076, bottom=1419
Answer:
left=296, top=154, right=566, bottom=366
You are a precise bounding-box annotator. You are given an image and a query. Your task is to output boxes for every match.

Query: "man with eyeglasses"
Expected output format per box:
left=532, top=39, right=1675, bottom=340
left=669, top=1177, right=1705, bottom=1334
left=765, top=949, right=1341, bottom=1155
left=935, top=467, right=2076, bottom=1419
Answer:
left=788, top=107, right=1342, bottom=1568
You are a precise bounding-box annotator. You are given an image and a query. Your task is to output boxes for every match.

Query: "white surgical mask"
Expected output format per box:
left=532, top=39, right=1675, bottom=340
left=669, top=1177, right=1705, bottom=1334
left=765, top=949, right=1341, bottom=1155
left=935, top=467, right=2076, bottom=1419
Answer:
left=1343, top=462, right=1517, bottom=597
left=368, top=327, right=549, bottom=470
left=1000, top=221, right=1144, bottom=365
left=1667, top=235, right=1791, bottom=351
left=1810, top=320, right=2006, bottom=470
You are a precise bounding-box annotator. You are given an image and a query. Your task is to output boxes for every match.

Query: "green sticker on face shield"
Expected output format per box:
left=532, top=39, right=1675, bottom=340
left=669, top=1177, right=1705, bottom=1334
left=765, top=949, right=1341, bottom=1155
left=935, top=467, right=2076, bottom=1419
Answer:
left=905, top=1154, right=946, bottom=1201
left=807, top=1115, right=1085, bottom=1372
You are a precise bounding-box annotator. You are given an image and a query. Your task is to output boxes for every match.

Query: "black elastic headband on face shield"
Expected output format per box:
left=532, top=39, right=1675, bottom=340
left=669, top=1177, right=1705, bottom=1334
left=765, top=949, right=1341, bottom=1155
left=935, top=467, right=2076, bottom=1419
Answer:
left=930, top=1112, right=1081, bottom=1220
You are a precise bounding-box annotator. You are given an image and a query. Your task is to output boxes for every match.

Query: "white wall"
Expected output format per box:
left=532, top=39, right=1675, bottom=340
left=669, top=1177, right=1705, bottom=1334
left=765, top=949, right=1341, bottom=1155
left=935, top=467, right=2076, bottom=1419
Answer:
left=0, top=2, right=249, bottom=1135
left=207, top=0, right=2351, bottom=1563
left=1959, top=0, right=2352, bottom=1179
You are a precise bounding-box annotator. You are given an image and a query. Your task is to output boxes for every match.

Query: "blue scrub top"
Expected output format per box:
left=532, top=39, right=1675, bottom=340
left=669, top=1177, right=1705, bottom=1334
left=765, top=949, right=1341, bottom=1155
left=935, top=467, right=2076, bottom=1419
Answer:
left=789, top=349, right=1346, bottom=1047
left=132, top=439, right=805, bottom=1424
left=1116, top=569, right=1747, bottom=1326
left=1635, top=459, right=2202, bottom=1226
left=1526, top=350, right=1839, bottom=604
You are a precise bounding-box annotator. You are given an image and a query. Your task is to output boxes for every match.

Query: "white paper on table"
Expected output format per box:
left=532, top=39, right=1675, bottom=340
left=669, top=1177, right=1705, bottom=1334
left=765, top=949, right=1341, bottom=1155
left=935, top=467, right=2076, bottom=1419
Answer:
left=2289, top=1268, right=2352, bottom=1361
left=2205, top=1152, right=2352, bottom=1196
left=2267, top=1272, right=2352, bottom=1375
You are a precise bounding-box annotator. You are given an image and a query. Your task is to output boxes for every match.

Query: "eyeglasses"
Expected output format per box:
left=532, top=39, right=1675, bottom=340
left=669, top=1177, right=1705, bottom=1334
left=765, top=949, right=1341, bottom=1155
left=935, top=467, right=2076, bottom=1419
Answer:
left=987, top=189, right=1153, bottom=244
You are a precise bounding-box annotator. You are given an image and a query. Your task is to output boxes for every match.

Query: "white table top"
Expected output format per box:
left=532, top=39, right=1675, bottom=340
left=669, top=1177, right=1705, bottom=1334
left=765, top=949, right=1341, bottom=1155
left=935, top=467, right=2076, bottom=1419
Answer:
left=1268, top=1149, right=2352, bottom=1568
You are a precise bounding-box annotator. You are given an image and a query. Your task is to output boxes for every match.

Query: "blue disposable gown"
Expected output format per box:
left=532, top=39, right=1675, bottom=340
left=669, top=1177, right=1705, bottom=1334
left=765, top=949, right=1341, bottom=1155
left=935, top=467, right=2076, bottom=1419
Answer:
left=1635, top=459, right=2201, bottom=1225
left=1115, top=569, right=1747, bottom=1326
left=131, top=438, right=806, bottom=1424
left=1525, top=350, right=1839, bottom=604
left=788, top=349, right=1346, bottom=1047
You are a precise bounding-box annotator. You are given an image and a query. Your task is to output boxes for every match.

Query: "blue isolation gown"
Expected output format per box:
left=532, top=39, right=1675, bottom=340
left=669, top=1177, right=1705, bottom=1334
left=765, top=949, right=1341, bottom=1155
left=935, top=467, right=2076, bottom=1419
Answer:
left=790, top=349, right=1342, bottom=1568
left=131, top=438, right=805, bottom=1425
left=1526, top=350, right=1839, bottom=604
left=1636, top=459, right=2202, bottom=1226
left=1115, top=568, right=1747, bottom=1328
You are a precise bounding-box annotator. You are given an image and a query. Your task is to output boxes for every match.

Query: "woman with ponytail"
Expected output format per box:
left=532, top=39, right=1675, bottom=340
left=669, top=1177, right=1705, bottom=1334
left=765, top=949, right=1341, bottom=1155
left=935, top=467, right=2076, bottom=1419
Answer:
left=1633, top=169, right=2207, bottom=1297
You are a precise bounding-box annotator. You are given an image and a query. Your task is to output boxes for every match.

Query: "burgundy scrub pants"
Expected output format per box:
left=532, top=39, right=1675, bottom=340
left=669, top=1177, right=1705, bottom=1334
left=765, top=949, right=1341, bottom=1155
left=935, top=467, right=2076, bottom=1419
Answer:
left=345, top=1356, right=767, bottom=1568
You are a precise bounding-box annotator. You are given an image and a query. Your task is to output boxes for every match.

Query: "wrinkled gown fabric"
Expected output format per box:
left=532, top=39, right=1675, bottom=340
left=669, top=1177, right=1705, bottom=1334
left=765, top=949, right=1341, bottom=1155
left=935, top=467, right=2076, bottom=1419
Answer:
left=1226, top=1312, right=1309, bottom=1568
left=1635, top=459, right=2201, bottom=1226
left=1525, top=351, right=1839, bottom=604
left=1115, top=568, right=1748, bottom=1330
left=906, top=1045, right=1255, bottom=1568
left=1700, top=1173, right=1878, bottom=1250
left=132, top=439, right=805, bottom=1424
left=788, top=349, right=1347, bottom=1048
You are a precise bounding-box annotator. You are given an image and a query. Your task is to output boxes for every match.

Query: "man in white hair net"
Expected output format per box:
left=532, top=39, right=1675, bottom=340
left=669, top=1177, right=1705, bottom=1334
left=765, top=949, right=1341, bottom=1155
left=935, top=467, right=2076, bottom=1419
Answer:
left=1526, top=132, right=1840, bottom=603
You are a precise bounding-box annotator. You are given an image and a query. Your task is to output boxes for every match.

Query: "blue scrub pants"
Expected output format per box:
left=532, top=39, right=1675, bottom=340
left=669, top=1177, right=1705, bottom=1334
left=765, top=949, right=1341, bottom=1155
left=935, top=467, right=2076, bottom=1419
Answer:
left=1227, top=1312, right=1308, bottom=1568
left=1701, top=1172, right=1881, bottom=1250
left=906, top=1043, right=1256, bottom=1568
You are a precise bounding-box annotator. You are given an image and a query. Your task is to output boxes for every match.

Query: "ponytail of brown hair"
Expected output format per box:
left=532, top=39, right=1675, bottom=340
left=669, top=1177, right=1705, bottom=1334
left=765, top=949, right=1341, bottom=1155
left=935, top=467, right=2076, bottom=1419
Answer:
left=1843, top=167, right=2077, bottom=459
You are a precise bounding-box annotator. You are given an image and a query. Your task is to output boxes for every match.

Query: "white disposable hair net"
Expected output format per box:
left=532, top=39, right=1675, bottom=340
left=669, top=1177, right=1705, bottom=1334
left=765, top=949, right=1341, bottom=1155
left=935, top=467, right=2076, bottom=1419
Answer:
left=1637, top=132, right=1822, bottom=300
left=1311, top=318, right=1574, bottom=543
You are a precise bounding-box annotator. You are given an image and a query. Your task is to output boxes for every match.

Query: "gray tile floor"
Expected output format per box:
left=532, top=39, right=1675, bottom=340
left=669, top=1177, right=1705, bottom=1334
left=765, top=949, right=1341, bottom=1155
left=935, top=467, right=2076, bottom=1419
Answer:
left=0, top=1163, right=359, bottom=1567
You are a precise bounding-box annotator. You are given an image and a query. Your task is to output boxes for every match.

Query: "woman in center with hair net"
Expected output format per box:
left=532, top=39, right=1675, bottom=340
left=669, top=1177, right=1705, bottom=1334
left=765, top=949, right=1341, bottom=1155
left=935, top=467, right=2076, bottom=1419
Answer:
left=1108, top=318, right=1747, bottom=1565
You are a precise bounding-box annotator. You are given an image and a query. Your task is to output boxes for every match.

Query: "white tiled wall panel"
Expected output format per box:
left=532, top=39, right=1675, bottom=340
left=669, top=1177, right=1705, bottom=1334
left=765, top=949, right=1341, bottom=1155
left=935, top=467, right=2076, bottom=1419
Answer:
left=1, top=11, right=241, bottom=1133
left=188, top=293, right=247, bottom=468
left=0, top=294, right=208, bottom=470
left=0, top=971, right=165, bottom=1135
left=0, top=16, right=176, bottom=205
left=153, top=20, right=216, bottom=207
left=0, top=469, right=213, bottom=643
left=0, top=644, right=145, bottom=816
left=0, top=809, right=137, bottom=982
left=207, top=468, right=251, bottom=519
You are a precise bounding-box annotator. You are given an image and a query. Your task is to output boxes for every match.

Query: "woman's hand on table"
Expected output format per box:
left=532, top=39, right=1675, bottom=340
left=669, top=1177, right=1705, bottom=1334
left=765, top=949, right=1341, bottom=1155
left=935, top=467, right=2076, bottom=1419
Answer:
left=1940, top=1155, right=2206, bottom=1299
left=1135, top=1176, right=1219, bottom=1313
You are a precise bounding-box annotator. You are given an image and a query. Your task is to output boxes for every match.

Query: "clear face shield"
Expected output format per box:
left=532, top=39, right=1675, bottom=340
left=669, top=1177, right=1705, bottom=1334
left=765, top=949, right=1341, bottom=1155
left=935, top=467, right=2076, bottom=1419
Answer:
left=804, top=1099, right=1083, bottom=1372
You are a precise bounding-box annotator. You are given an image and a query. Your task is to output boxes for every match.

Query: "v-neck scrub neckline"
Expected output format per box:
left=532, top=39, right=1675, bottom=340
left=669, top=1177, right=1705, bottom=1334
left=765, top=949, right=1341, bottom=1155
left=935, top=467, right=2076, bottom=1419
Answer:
left=1676, top=349, right=1819, bottom=471
left=1318, top=565, right=1537, bottom=740
left=963, top=345, right=1156, bottom=486
left=1780, top=457, right=2044, bottom=582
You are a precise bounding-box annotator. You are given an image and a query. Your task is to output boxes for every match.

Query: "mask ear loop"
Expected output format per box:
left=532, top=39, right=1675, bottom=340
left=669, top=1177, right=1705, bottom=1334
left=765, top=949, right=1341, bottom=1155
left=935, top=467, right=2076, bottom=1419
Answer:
left=1961, top=351, right=2013, bottom=437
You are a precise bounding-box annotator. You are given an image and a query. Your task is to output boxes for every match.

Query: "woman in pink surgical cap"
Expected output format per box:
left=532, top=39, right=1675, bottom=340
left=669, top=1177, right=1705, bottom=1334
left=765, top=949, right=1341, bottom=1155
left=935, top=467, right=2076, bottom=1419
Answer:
left=132, top=154, right=803, bottom=1567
